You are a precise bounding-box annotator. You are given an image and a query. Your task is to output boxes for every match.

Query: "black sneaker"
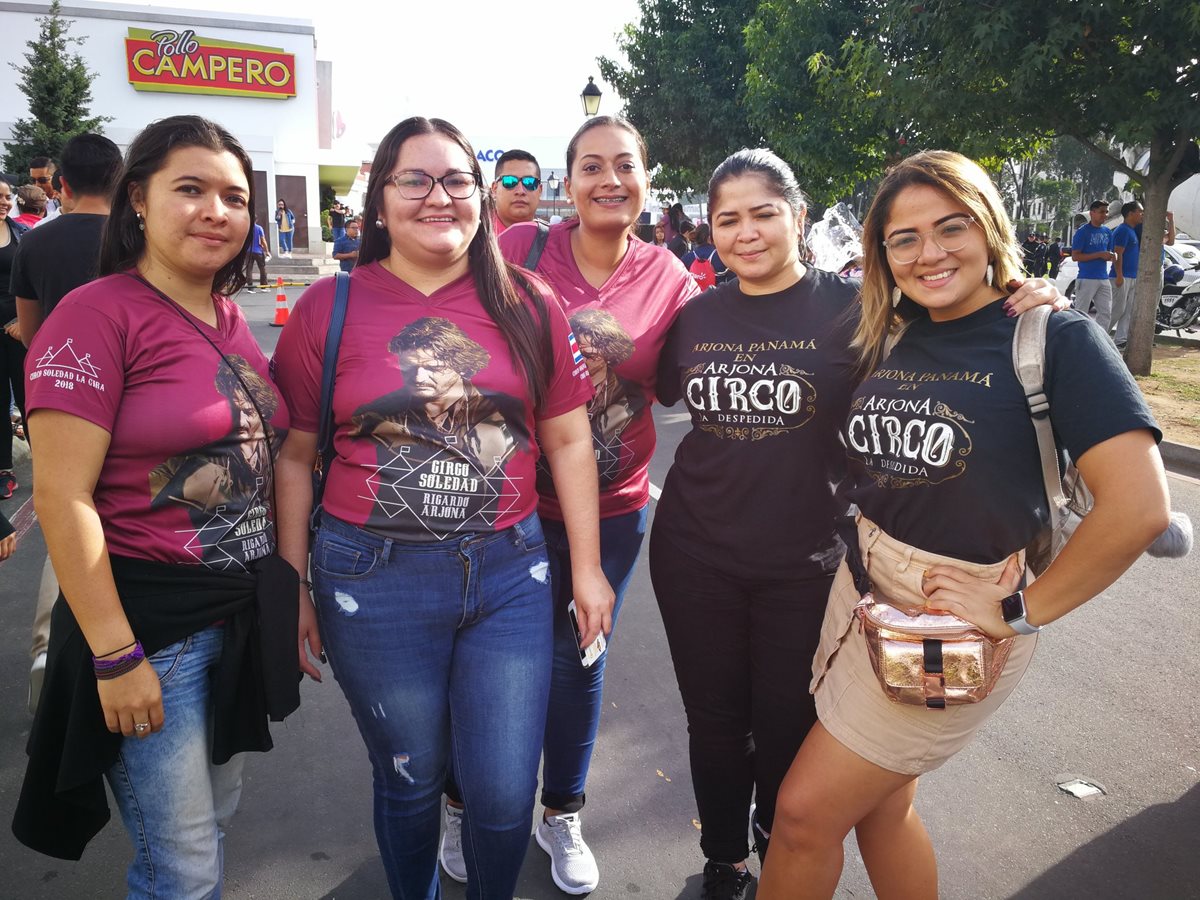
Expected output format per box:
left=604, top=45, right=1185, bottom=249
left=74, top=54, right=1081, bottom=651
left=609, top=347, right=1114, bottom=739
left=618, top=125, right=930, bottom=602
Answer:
left=701, top=861, right=754, bottom=900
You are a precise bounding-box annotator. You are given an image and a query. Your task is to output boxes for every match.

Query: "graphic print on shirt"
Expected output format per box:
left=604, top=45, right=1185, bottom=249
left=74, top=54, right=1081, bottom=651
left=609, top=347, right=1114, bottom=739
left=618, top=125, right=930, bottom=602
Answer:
left=844, top=365, right=996, bottom=488
left=348, top=317, right=529, bottom=538
left=147, top=356, right=280, bottom=570
left=569, top=309, right=647, bottom=485
left=30, top=337, right=105, bottom=388
left=682, top=338, right=819, bottom=441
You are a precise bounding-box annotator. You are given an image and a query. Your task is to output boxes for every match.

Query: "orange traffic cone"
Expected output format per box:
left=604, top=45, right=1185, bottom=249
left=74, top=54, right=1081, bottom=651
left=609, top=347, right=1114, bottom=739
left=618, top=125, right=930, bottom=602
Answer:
left=270, top=276, right=289, bottom=327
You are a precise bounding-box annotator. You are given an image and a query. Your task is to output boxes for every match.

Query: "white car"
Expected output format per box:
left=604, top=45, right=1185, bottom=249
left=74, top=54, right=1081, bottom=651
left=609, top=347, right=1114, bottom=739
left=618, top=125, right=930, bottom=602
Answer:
left=1054, top=241, right=1200, bottom=301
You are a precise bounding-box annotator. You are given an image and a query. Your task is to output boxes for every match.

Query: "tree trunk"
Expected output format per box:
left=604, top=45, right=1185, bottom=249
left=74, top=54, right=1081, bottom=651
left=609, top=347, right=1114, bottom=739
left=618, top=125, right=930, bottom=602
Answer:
left=1126, top=133, right=1187, bottom=376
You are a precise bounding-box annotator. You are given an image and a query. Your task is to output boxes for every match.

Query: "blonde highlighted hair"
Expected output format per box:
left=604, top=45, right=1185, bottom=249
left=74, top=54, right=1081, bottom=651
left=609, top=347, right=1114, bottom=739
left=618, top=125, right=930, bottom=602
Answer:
left=853, top=150, right=1024, bottom=373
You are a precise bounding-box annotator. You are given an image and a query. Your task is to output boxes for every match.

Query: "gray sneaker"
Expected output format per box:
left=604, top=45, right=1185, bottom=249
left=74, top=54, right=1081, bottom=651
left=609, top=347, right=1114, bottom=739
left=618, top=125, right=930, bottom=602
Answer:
left=536, top=812, right=599, bottom=894
left=438, top=802, right=467, bottom=883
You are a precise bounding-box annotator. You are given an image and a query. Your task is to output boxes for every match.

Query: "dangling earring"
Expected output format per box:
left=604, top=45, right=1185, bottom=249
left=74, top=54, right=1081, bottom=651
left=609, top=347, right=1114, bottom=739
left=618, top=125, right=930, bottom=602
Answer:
left=892, top=286, right=901, bottom=308
left=375, top=218, right=385, bottom=228
left=986, top=264, right=994, bottom=285
left=136, top=212, right=145, bottom=232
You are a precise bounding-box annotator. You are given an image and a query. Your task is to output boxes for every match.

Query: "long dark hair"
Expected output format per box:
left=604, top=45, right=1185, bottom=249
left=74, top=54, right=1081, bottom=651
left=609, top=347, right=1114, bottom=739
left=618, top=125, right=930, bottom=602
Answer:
left=99, top=115, right=254, bottom=295
left=359, top=116, right=549, bottom=408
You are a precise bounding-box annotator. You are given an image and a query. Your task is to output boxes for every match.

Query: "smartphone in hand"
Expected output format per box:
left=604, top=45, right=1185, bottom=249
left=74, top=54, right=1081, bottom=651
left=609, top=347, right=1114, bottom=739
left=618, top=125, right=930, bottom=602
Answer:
left=567, top=599, right=606, bottom=668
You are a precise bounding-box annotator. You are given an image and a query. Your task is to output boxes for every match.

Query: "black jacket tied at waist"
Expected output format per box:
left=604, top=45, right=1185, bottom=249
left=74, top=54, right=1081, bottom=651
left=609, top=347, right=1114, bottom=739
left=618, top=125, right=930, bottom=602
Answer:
left=12, top=552, right=300, bottom=860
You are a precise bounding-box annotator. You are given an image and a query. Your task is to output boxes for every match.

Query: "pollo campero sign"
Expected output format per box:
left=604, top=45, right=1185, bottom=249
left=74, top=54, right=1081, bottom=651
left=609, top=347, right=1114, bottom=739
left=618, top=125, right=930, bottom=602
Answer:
left=125, top=28, right=297, bottom=99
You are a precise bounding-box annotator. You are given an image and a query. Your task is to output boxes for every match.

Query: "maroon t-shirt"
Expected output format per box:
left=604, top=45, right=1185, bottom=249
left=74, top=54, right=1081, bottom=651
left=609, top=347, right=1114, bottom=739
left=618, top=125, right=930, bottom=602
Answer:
left=499, top=219, right=698, bottom=519
left=25, top=275, right=288, bottom=570
left=272, top=262, right=591, bottom=542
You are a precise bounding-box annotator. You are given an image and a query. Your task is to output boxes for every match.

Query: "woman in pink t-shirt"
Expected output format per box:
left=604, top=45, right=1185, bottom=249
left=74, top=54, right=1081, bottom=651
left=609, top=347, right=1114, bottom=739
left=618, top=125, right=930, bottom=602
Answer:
left=271, top=116, right=610, bottom=900
left=484, top=116, right=698, bottom=893
left=17, top=116, right=297, bottom=894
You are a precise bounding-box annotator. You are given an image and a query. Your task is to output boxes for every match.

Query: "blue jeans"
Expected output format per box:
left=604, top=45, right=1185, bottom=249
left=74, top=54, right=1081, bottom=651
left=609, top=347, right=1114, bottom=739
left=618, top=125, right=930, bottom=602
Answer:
left=278, top=230, right=293, bottom=253
left=106, top=625, right=246, bottom=900
left=332, top=226, right=346, bottom=241
left=314, top=513, right=553, bottom=900
left=540, top=504, right=648, bottom=811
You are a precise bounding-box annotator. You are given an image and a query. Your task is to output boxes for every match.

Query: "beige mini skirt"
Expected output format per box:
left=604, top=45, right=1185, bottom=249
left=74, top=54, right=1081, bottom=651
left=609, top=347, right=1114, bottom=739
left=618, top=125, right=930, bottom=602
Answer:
left=811, top=516, right=1038, bottom=775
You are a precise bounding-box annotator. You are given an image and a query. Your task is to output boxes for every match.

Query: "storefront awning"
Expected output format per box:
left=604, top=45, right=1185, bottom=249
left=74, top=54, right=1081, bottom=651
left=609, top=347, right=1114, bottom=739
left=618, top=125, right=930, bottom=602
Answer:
left=318, top=163, right=361, bottom=195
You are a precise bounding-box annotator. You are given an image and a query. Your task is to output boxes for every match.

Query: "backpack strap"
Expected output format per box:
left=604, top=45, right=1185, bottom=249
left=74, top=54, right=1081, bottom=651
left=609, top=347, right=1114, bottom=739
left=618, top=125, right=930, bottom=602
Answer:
left=523, top=221, right=550, bottom=270
left=311, top=272, right=351, bottom=527
left=1012, top=305, right=1068, bottom=536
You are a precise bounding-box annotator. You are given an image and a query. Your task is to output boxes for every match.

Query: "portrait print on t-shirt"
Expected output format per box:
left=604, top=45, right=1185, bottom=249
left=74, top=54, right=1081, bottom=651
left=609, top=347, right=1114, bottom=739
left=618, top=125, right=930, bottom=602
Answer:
left=348, top=316, right=529, bottom=538
left=148, top=355, right=282, bottom=570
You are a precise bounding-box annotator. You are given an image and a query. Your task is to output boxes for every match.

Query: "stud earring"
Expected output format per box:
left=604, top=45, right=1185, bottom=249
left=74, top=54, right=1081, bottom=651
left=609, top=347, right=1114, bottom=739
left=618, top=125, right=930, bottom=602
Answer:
left=136, top=212, right=145, bottom=232
left=375, top=218, right=385, bottom=228
left=892, top=286, right=901, bottom=308
left=986, top=264, right=994, bottom=284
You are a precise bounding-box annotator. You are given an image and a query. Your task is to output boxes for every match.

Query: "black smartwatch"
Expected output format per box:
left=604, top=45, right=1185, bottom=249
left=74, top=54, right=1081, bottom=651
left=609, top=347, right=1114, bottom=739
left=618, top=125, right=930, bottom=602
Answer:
left=1000, top=590, right=1041, bottom=635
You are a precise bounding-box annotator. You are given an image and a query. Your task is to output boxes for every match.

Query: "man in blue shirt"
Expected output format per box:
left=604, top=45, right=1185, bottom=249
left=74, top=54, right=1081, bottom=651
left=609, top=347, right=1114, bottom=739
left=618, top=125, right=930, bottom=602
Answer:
left=245, top=221, right=269, bottom=291
left=1109, top=201, right=1143, bottom=347
left=1071, top=199, right=1117, bottom=332
left=333, top=217, right=360, bottom=273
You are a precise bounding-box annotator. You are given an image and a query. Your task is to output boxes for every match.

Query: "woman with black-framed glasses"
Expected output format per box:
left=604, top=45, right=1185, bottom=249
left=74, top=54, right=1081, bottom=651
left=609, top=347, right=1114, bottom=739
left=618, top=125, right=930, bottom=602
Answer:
left=272, top=116, right=610, bottom=900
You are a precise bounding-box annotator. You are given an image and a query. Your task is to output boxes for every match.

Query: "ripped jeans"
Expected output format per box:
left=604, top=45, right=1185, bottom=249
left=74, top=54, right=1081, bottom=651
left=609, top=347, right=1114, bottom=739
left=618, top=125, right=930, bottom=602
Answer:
left=312, top=513, right=553, bottom=900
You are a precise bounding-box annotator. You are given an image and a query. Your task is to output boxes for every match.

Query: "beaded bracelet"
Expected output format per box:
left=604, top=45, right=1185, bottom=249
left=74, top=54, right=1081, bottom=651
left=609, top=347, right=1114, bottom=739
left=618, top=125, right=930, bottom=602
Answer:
left=93, top=641, right=146, bottom=680
left=300, top=579, right=313, bottom=590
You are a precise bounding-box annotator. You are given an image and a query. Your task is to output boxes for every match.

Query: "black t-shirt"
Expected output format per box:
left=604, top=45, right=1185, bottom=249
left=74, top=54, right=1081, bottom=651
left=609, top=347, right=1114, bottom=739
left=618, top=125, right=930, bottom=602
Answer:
left=9, top=213, right=107, bottom=318
left=0, top=228, right=19, bottom=321
left=330, top=209, right=345, bottom=228
left=655, top=268, right=862, bottom=580
left=845, top=301, right=1160, bottom=563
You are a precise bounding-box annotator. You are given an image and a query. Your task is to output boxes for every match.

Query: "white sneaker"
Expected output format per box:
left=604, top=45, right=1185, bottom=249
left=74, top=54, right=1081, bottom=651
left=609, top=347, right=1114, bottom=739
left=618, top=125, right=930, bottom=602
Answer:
left=536, top=812, right=599, bottom=895
left=438, top=802, right=467, bottom=883
left=28, top=651, right=47, bottom=717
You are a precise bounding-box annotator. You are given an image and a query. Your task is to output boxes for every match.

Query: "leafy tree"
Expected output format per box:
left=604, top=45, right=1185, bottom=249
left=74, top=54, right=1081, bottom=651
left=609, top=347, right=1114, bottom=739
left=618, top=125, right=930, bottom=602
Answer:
left=598, top=0, right=760, bottom=194
left=3, top=0, right=109, bottom=175
left=745, top=0, right=1200, bottom=373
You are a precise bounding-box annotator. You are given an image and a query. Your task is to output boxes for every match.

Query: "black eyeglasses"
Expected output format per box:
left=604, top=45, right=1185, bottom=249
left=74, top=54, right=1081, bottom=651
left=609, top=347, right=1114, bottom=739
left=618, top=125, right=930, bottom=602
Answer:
left=497, top=175, right=541, bottom=191
left=386, top=171, right=480, bottom=200
left=32, top=176, right=52, bottom=185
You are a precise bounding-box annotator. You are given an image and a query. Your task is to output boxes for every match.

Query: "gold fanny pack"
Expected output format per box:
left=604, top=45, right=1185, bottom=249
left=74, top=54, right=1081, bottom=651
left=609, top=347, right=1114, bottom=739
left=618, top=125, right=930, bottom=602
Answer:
left=854, top=594, right=1014, bottom=709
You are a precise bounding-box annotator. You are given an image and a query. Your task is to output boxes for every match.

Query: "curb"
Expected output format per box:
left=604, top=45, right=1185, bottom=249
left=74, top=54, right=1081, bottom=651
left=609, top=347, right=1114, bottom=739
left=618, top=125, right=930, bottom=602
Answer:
left=1160, top=440, right=1200, bottom=480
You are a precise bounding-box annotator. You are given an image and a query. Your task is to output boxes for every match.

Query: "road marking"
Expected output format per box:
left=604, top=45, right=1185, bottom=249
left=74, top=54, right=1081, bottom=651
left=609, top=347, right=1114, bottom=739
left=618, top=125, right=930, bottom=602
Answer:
left=658, top=412, right=691, bottom=424
left=11, top=496, right=37, bottom=543
left=649, top=482, right=661, bottom=501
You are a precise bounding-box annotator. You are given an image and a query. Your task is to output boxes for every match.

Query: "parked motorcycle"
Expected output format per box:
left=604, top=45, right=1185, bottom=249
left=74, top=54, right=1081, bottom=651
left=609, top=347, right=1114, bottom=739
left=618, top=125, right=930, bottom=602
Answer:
left=1157, top=265, right=1200, bottom=333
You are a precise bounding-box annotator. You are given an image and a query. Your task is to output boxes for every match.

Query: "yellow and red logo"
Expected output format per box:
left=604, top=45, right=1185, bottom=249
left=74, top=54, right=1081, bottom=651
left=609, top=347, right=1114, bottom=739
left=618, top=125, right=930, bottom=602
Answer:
left=125, top=28, right=296, bottom=99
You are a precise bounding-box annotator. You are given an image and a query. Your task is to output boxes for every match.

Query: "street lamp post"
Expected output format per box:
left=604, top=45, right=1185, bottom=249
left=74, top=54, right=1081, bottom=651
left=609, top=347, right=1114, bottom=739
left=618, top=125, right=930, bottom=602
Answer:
left=580, top=77, right=602, bottom=117
left=547, top=174, right=560, bottom=218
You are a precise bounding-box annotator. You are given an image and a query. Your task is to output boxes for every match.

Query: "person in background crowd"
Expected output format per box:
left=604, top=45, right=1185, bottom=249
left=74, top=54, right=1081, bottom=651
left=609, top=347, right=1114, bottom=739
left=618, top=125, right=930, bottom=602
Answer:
left=12, top=132, right=124, bottom=716
left=491, top=149, right=543, bottom=233
left=652, top=222, right=667, bottom=246
left=1114, top=204, right=1177, bottom=350
left=245, top=219, right=270, bottom=291
left=275, top=198, right=295, bottom=257
left=652, top=148, right=1070, bottom=900
left=1045, top=234, right=1063, bottom=280
left=0, top=178, right=29, bottom=502
left=329, top=201, right=346, bottom=241
left=29, top=156, right=60, bottom=219
left=1071, top=200, right=1116, bottom=327
left=46, top=172, right=71, bottom=218
left=272, top=115, right=609, bottom=900
left=331, top=217, right=360, bottom=273
left=487, top=115, right=697, bottom=896
left=666, top=202, right=687, bottom=245
left=757, top=150, right=1166, bottom=900
left=680, top=223, right=727, bottom=289
left=1020, top=230, right=1043, bottom=276
left=13, top=185, right=46, bottom=228
left=658, top=202, right=677, bottom=244
left=668, top=218, right=695, bottom=260
left=13, top=114, right=299, bottom=899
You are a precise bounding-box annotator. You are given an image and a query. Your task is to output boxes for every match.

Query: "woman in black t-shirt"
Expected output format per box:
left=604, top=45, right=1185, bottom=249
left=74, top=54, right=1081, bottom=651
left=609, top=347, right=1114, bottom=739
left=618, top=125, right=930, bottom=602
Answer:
left=756, top=153, right=1168, bottom=900
left=651, top=149, right=1067, bottom=897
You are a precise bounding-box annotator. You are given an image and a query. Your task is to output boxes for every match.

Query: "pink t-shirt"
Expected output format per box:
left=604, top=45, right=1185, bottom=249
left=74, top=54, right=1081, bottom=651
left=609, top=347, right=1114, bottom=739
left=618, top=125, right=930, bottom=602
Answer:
left=272, top=262, right=591, bottom=542
left=25, top=275, right=289, bottom=570
left=499, top=219, right=698, bottom=519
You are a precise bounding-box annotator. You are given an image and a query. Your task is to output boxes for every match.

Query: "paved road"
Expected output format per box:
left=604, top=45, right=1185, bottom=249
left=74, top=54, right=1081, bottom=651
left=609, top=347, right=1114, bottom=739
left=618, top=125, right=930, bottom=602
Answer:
left=1, top=287, right=1197, bottom=899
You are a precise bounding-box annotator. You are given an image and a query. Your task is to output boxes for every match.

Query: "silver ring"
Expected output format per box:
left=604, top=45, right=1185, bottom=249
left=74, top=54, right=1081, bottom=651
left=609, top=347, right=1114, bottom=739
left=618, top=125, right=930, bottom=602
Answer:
left=134, top=722, right=150, bottom=733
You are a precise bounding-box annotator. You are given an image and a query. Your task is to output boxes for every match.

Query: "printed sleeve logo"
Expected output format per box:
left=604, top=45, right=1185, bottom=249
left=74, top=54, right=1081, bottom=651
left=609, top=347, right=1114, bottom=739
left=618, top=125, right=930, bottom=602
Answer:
left=29, top=338, right=105, bottom=392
